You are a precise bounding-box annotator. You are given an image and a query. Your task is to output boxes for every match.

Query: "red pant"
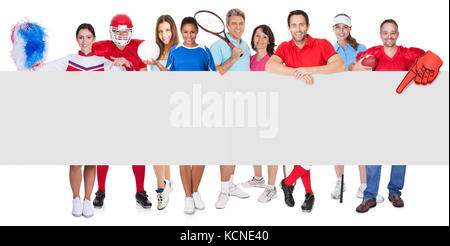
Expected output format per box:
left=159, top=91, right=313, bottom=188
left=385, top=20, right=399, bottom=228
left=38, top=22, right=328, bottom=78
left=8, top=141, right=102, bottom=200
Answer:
left=97, top=165, right=145, bottom=193
left=284, top=165, right=313, bottom=194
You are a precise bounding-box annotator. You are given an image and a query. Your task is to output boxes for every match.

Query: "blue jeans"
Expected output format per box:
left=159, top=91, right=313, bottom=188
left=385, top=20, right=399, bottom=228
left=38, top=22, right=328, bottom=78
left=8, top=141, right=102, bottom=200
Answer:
left=363, top=165, right=406, bottom=200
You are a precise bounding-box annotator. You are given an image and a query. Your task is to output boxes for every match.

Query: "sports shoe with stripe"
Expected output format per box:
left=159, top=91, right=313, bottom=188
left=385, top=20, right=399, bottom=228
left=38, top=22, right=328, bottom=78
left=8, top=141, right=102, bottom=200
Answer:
left=258, top=186, right=278, bottom=203
left=242, top=176, right=266, bottom=188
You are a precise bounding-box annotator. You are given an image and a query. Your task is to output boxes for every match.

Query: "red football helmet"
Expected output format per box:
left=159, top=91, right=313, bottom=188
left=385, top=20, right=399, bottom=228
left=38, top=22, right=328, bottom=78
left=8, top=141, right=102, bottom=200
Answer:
left=110, top=14, right=133, bottom=46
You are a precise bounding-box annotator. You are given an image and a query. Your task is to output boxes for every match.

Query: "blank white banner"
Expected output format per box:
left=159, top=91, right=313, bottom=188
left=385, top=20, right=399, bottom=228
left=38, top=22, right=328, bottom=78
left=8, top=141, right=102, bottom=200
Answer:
left=0, top=71, right=448, bottom=165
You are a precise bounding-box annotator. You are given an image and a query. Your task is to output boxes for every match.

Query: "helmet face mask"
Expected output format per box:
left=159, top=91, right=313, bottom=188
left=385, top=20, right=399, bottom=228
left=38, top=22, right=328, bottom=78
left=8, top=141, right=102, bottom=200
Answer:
left=109, top=14, right=133, bottom=46
left=110, top=26, right=133, bottom=46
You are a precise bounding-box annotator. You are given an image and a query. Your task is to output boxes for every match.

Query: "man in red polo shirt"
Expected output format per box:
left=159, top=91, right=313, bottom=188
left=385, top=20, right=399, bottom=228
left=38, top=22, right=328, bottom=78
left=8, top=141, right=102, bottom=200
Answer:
left=90, top=14, right=151, bottom=210
left=266, top=10, right=345, bottom=212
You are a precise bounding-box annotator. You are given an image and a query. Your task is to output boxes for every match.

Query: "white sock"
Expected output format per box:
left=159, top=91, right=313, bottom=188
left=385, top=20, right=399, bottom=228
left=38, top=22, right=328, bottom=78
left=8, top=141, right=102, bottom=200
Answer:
left=221, top=181, right=230, bottom=194
left=337, top=177, right=342, bottom=182
left=230, top=175, right=235, bottom=184
left=266, top=184, right=275, bottom=190
left=254, top=176, right=263, bottom=180
left=360, top=183, right=367, bottom=189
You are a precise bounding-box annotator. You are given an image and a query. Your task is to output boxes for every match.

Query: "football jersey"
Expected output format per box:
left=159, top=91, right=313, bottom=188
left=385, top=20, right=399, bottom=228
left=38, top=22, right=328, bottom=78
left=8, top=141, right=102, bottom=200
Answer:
left=166, top=44, right=216, bottom=71
left=356, top=45, right=425, bottom=71
left=33, top=51, right=123, bottom=71
left=92, top=39, right=147, bottom=71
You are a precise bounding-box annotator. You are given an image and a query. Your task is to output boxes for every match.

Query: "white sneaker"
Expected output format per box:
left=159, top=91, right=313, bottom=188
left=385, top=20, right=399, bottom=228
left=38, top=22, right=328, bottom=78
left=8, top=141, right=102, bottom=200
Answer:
left=331, top=180, right=346, bottom=200
left=72, top=197, right=82, bottom=217
left=229, top=183, right=250, bottom=198
left=192, top=192, right=205, bottom=210
left=215, top=192, right=229, bottom=209
left=184, top=197, right=195, bottom=215
left=82, top=199, right=94, bottom=218
left=356, top=184, right=385, bottom=203
left=258, top=186, right=278, bottom=203
left=165, top=180, right=173, bottom=193
left=241, top=176, right=266, bottom=188
left=157, top=187, right=171, bottom=211
left=356, top=184, right=365, bottom=199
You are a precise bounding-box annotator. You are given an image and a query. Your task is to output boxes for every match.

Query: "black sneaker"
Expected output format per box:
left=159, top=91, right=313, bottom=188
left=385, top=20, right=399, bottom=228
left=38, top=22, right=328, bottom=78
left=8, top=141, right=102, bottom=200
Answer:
left=136, top=190, right=152, bottom=209
left=280, top=179, right=295, bottom=207
left=301, top=193, right=315, bottom=212
left=93, top=190, right=105, bottom=208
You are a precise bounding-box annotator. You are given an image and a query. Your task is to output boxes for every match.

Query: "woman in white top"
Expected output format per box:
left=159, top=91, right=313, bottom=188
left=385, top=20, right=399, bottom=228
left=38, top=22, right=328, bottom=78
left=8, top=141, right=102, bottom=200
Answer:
left=34, top=23, right=124, bottom=218
left=142, top=15, right=180, bottom=210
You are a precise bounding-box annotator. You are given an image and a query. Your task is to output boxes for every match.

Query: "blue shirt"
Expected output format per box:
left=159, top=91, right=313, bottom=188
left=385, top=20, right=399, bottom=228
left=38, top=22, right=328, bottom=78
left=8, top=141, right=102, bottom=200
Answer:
left=166, top=44, right=216, bottom=71
left=210, top=32, right=250, bottom=71
left=334, top=42, right=367, bottom=70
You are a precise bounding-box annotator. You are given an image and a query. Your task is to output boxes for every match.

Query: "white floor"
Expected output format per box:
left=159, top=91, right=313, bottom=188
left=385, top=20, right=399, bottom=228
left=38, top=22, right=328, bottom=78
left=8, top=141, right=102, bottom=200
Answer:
left=0, top=165, right=448, bottom=226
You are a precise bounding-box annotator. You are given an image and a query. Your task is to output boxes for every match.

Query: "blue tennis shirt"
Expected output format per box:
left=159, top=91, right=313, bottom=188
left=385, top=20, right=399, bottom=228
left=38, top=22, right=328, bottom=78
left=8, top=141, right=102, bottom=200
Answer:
left=334, top=42, right=367, bottom=70
left=210, top=32, right=250, bottom=71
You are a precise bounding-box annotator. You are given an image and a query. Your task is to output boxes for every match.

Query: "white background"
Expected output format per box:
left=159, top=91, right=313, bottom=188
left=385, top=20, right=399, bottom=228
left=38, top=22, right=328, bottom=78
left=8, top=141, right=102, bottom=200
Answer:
left=0, top=0, right=448, bottom=70
left=0, top=0, right=448, bottom=226
left=0, top=165, right=448, bottom=226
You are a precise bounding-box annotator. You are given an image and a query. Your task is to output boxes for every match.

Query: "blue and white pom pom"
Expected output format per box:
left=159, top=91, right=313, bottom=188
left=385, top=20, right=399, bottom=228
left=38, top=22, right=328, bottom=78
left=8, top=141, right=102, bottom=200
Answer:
left=10, top=20, right=48, bottom=70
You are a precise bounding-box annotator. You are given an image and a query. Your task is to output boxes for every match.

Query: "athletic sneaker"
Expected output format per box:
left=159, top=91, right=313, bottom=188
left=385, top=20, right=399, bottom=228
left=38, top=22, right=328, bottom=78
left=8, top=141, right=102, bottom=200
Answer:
left=229, top=183, right=250, bottom=198
left=82, top=199, right=94, bottom=218
left=184, top=197, right=195, bottom=214
left=242, top=176, right=266, bottom=188
left=280, top=179, right=295, bottom=207
left=331, top=180, right=346, bottom=200
left=157, top=189, right=170, bottom=211
left=192, top=192, right=205, bottom=210
left=135, top=190, right=152, bottom=209
left=72, top=197, right=82, bottom=217
left=215, top=192, right=229, bottom=209
left=356, top=184, right=385, bottom=203
left=165, top=180, right=173, bottom=193
left=258, top=186, right=278, bottom=203
left=93, top=190, right=105, bottom=208
left=301, top=193, right=315, bottom=212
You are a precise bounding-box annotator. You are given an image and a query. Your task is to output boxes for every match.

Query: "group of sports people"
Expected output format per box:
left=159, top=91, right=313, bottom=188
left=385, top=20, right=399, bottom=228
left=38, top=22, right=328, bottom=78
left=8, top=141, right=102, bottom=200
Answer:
left=33, top=8, right=429, bottom=218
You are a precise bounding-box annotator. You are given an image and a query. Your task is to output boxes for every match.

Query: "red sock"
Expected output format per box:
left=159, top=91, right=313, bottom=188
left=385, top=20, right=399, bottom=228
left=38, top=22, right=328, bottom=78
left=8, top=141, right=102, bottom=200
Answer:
left=97, top=165, right=109, bottom=192
left=284, top=165, right=307, bottom=186
left=132, top=165, right=146, bottom=193
left=301, top=170, right=313, bottom=194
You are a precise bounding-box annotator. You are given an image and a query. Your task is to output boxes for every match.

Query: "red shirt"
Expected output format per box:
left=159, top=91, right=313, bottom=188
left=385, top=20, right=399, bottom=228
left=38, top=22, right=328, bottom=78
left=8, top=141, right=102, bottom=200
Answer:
left=356, top=45, right=424, bottom=71
left=92, top=39, right=147, bottom=71
left=274, top=35, right=337, bottom=68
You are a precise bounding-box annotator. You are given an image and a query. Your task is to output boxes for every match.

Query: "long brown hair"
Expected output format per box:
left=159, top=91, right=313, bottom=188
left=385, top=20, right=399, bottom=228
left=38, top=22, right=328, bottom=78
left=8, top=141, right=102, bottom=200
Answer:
left=335, top=13, right=359, bottom=50
left=155, top=15, right=179, bottom=60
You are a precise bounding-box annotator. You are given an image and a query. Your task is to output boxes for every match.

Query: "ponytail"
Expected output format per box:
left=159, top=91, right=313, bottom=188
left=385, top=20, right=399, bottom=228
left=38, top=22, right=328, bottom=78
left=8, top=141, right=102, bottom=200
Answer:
left=346, top=33, right=359, bottom=50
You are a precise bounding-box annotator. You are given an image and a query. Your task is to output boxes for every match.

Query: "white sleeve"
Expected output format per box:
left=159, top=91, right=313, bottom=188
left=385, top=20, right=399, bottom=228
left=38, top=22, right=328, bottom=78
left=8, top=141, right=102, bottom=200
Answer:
left=32, top=56, right=69, bottom=71
left=103, top=58, right=125, bottom=71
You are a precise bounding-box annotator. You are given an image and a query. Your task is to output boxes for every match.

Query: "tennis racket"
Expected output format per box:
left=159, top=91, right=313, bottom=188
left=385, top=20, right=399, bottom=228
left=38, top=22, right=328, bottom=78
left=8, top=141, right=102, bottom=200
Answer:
left=194, top=10, right=242, bottom=56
